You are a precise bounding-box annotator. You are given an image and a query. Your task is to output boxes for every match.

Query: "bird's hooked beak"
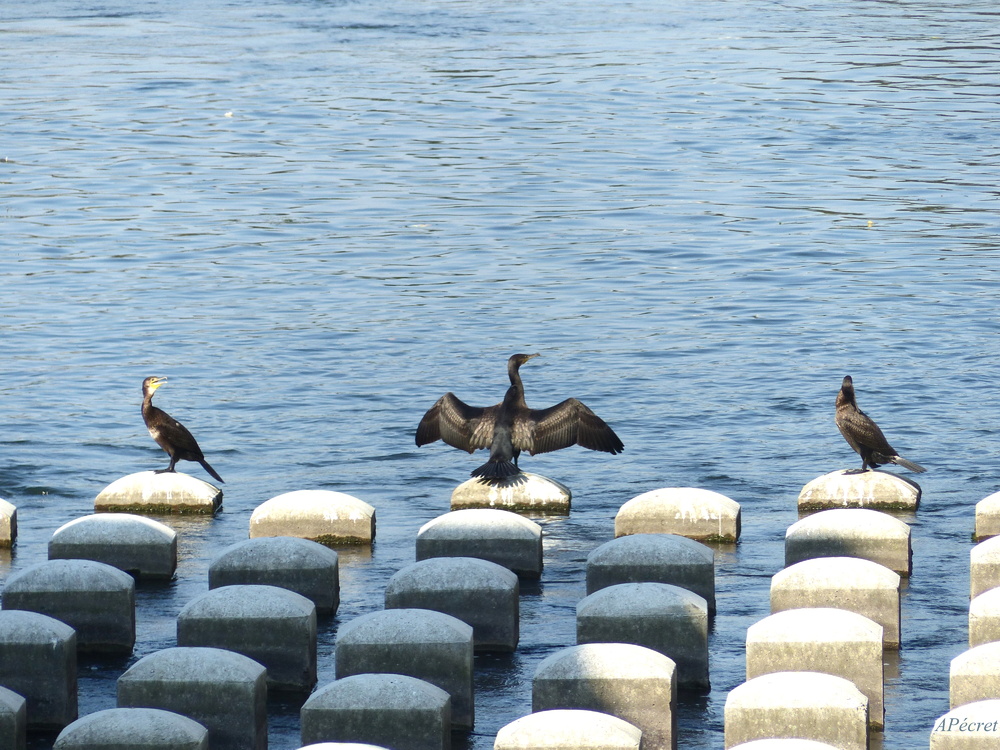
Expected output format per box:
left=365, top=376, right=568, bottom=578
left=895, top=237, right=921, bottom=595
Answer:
left=149, top=376, right=168, bottom=391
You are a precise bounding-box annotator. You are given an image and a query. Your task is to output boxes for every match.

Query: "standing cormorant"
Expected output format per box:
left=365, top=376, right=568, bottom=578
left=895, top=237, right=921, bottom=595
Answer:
left=141, top=376, right=224, bottom=483
left=416, top=353, right=624, bottom=481
left=835, top=375, right=925, bottom=473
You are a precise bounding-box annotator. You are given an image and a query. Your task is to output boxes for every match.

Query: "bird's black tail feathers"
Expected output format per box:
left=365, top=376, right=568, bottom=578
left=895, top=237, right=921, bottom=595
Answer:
left=889, top=456, right=926, bottom=474
left=471, top=459, right=524, bottom=485
left=200, top=460, right=225, bottom=484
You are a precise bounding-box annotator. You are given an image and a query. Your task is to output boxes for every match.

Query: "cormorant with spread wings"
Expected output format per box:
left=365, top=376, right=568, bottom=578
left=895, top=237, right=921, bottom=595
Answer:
left=416, top=353, right=624, bottom=481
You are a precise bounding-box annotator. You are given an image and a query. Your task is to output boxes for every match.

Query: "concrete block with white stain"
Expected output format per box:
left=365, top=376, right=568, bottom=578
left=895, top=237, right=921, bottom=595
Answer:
left=798, top=469, right=920, bottom=511
left=49, top=513, right=177, bottom=580
left=615, top=488, right=741, bottom=543
left=931, top=699, right=1000, bottom=748
left=969, top=588, right=1000, bottom=648
left=249, top=490, right=375, bottom=545
left=450, top=472, right=571, bottom=514
left=95, top=472, right=221, bottom=515
left=417, top=508, right=543, bottom=578
left=976, top=491, right=1000, bottom=542
left=0, top=497, right=16, bottom=548
left=951, top=642, right=1000, bottom=709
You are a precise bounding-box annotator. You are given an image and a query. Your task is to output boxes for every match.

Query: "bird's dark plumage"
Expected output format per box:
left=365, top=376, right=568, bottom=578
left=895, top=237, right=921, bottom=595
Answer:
left=835, top=375, right=925, bottom=474
left=416, top=353, right=624, bottom=482
left=141, top=376, right=224, bottom=483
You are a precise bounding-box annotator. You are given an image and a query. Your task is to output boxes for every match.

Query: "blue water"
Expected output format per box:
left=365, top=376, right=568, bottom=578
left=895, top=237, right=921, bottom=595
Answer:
left=2, top=0, right=999, bottom=747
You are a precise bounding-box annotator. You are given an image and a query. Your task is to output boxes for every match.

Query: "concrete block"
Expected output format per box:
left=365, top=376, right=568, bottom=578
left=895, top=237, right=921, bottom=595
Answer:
left=785, top=508, right=911, bottom=576
left=615, top=488, right=740, bottom=543
left=0, top=685, right=26, bottom=750
left=494, top=709, right=641, bottom=750
left=951, top=642, right=1000, bottom=708
left=532, top=642, right=676, bottom=750
left=177, top=584, right=317, bottom=692
left=49, top=514, right=177, bottom=579
left=300, top=674, right=450, bottom=750
left=576, top=582, right=709, bottom=691
left=54, top=707, right=208, bottom=750
left=770, top=556, right=900, bottom=649
left=250, top=490, right=375, bottom=545
left=730, top=741, right=840, bottom=749
left=724, top=671, right=868, bottom=749
left=971, top=536, right=1000, bottom=599
left=385, top=557, right=519, bottom=652
left=798, top=469, right=920, bottom=511
left=0, top=497, right=16, bottom=548
left=969, top=588, right=1000, bottom=647
left=451, top=472, right=571, bottom=514
left=335, top=608, right=474, bottom=729
left=95, top=472, right=221, bottom=514
left=746, top=607, right=884, bottom=728
left=931, top=699, right=1000, bottom=748
left=117, top=647, right=267, bottom=750
left=0, top=610, right=77, bottom=730
left=976, top=491, right=1000, bottom=542
left=2, top=559, right=135, bottom=653
left=210, top=536, right=339, bottom=614
left=417, top=509, right=543, bottom=578
left=586, top=533, right=715, bottom=615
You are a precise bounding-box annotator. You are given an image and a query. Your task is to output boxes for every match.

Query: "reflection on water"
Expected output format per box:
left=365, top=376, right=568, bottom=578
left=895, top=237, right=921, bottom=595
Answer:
left=2, top=0, right=999, bottom=747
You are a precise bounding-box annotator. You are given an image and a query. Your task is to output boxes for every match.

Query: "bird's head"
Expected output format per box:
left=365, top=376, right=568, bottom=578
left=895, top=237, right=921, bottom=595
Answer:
left=142, top=376, right=167, bottom=397
left=509, top=353, right=540, bottom=369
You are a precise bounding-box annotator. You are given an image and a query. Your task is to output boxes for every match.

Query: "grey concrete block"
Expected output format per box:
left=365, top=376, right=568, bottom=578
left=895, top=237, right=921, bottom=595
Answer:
left=54, top=707, right=208, bottom=749
left=0, top=610, right=77, bottom=730
left=785, top=508, right=911, bottom=576
left=300, top=674, right=450, bottom=750
left=798, top=469, right=920, bottom=511
left=450, top=473, right=571, bottom=514
left=615, top=488, right=741, bottom=543
left=971, top=536, right=1000, bottom=600
left=931, top=699, right=1000, bottom=748
left=417, top=509, right=543, bottom=578
left=250, top=490, right=375, bottom=545
left=586, top=533, right=715, bottom=615
left=49, top=513, right=177, bottom=580
left=335, top=608, right=474, bottom=729
left=117, top=647, right=267, bottom=750
left=297, top=745, right=390, bottom=750
left=385, top=557, right=519, bottom=652
left=210, top=537, right=339, bottom=614
left=770, top=556, right=900, bottom=649
left=0, top=685, right=26, bottom=750
left=495, top=709, right=642, bottom=750
left=724, top=672, right=868, bottom=749
left=177, top=584, right=317, bottom=692
left=95, top=472, right=221, bottom=515
left=576, top=582, right=709, bottom=691
left=969, top=588, right=1000, bottom=648
left=0, top=497, right=16, bottom=549
left=533, top=642, right=676, bottom=750
left=976, top=492, right=1000, bottom=542
left=746, top=608, right=884, bottom=729
left=2, top=559, right=135, bottom=653
left=951, top=642, right=1000, bottom=709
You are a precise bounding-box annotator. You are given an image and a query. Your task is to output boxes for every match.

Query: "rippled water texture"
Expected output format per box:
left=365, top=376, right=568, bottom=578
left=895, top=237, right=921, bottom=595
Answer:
left=2, top=0, right=999, bottom=747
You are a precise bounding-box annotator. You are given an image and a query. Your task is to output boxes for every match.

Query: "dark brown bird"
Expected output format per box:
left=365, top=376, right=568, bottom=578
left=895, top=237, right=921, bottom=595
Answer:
left=416, top=353, right=624, bottom=481
left=141, top=376, right=224, bottom=483
left=835, top=375, right=925, bottom=473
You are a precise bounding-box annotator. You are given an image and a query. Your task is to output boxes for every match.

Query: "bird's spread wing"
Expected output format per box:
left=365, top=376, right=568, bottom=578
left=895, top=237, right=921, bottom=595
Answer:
left=416, top=392, right=498, bottom=453
left=518, top=398, right=624, bottom=456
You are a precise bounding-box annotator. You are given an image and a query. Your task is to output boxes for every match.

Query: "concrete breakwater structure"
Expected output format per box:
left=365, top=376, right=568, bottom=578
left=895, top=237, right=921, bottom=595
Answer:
left=2, top=471, right=999, bottom=748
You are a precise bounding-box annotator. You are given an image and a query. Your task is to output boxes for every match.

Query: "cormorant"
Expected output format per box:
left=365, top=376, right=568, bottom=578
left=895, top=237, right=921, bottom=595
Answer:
left=835, top=375, right=925, bottom=473
left=416, top=353, right=624, bottom=481
left=141, top=376, right=224, bottom=483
